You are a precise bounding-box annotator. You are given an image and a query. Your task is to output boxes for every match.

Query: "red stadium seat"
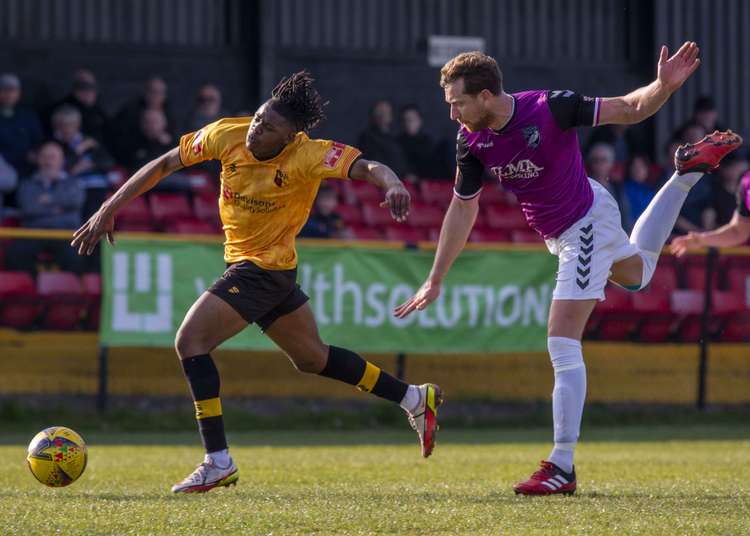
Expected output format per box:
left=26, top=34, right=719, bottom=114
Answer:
left=510, top=230, right=544, bottom=244
left=116, top=196, right=152, bottom=225
left=714, top=289, right=750, bottom=342
left=645, top=263, right=678, bottom=293
left=349, top=226, right=384, bottom=240
left=149, top=193, right=192, bottom=224
left=166, top=219, right=219, bottom=235
left=420, top=180, right=455, bottom=207
left=344, top=181, right=382, bottom=204
left=37, top=272, right=87, bottom=330
left=362, top=202, right=394, bottom=226
left=193, top=194, right=221, bottom=227
left=478, top=184, right=508, bottom=205
left=680, top=255, right=718, bottom=289
left=336, top=204, right=363, bottom=226
left=670, top=289, right=705, bottom=342
left=484, top=204, right=527, bottom=230
left=384, top=226, right=427, bottom=243
left=0, top=271, right=40, bottom=329
left=81, top=273, right=102, bottom=330
left=587, top=285, right=636, bottom=340
left=726, top=266, right=750, bottom=295
left=632, top=289, right=673, bottom=342
left=407, top=202, right=445, bottom=228
left=469, top=228, right=511, bottom=243
left=117, top=221, right=157, bottom=233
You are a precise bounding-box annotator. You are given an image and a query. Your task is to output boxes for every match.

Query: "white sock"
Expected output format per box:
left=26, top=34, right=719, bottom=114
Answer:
left=206, top=449, right=230, bottom=468
left=399, top=385, right=421, bottom=414
left=547, top=336, right=586, bottom=474
left=629, top=171, right=703, bottom=288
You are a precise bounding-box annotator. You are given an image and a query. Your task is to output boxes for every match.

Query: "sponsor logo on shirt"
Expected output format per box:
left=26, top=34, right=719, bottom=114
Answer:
left=490, top=159, right=544, bottom=181
left=476, top=141, right=494, bottom=149
left=324, top=142, right=346, bottom=168
left=192, top=130, right=204, bottom=155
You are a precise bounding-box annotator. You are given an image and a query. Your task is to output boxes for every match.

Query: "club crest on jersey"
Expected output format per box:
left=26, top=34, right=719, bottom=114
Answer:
left=522, top=125, right=540, bottom=148
left=324, top=142, right=346, bottom=168
left=490, top=159, right=544, bottom=181
left=274, top=169, right=289, bottom=187
left=192, top=129, right=204, bottom=155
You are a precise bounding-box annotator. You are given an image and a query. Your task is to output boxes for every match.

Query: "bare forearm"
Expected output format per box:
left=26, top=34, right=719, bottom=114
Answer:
left=103, top=147, right=182, bottom=214
left=428, top=197, right=478, bottom=283
left=696, top=221, right=750, bottom=248
left=360, top=160, right=402, bottom=190
left=620, top=79, right=673, bottom=124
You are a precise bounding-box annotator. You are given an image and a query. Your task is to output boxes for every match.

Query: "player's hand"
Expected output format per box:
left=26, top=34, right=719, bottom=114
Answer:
left=657, top=41, right=700, bottom=93
left=670, top=232, right=703, bottom=257
left=381, top=183, right=410, bottom=223
left=71, top=207, right=116, bottom=255
left=393, top=279, right=441, bottom=318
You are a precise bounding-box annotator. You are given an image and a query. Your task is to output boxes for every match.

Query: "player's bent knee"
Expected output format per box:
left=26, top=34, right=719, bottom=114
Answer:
left=174, top=327, right=211, bottom=360
left=288, top=344, right=328, bottom=374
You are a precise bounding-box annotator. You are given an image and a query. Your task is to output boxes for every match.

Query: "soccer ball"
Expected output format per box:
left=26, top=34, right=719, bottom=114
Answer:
left=26, top=426, right=88, bottom=487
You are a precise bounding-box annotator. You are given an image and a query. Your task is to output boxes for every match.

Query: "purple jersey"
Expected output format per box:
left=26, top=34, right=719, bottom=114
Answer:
left=737, top=171, right=750, bottom=217
left=454, top=89, right=602, bottom=239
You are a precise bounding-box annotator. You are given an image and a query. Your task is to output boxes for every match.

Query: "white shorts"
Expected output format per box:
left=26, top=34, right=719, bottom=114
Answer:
left=545, top=178, right=639, bottom=301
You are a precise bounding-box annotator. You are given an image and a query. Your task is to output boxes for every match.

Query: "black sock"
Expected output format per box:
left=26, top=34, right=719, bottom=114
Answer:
left=181, top=354, right=227, bottom=453
left=318, top=345, right=408, bottom=403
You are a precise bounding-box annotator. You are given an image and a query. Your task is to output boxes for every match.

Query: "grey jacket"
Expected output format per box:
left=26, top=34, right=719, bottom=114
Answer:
left=17, top=172, right=84, bottom=229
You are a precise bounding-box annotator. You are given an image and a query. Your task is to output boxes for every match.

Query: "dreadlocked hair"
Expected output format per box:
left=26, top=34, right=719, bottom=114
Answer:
left=270, top=70, right=327, bottom=132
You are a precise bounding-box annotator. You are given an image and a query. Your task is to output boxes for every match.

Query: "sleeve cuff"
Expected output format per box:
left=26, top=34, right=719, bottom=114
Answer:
left=453, top=187, right=482, bottom=200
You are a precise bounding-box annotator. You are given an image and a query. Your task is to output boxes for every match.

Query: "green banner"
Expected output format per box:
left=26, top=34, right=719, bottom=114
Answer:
left=101, top=238, right=557, bottom=353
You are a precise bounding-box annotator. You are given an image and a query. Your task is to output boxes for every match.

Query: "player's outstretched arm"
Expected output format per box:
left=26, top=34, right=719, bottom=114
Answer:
left=349, top=157, right=410, bottom=222
left=597, top=41, right=701, bottom=126
left=671, top=212, right=750, bottom=257
left=394, top=194, right=479, bottom=318
left=71, top=147, right=184, bottom=255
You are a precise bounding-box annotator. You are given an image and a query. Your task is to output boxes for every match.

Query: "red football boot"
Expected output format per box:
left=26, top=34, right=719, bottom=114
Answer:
left=675, top=130, right=743, bottom=174
left=513, top=460, right=577, bottom=496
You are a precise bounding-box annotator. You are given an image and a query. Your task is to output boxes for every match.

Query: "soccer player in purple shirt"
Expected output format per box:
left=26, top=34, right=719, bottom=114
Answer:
left=395, top=42, right=742, bottom=495
left=672, top=170, right=750, bottom=254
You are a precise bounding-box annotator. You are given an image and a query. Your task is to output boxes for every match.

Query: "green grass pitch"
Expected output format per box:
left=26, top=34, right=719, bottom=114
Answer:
left=2, top=425, right=749, bottom=535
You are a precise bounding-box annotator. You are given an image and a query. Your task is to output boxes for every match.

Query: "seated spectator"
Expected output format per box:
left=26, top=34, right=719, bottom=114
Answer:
left=587, top=143, right=631, bottom=230
left=357, top=99, right=407, bottom=177
left=120, top=109, right=174, bottom=171
left=299, top=186, right=350, bottom=239
left=0, top=153, right=18, bottom=218
left=623, top=154, right=656, bottom=231
left=0, top=73, right=43, bottom=176
left=184, top=84, right=225, bottom=133
left=398, top=104, right=439, bottom=181
left=710, top=152, right=750, bottom=227
left=5, top=141, right=85, bottom=274
left=585, top=124, right=643, bottom=164
left=113, top=76, right=175, bottom=160
left=46, top=69, right=109, bottom=145
left=685, top=95, right=725, bottom=135
left=50, top=104, right=114, bottom=219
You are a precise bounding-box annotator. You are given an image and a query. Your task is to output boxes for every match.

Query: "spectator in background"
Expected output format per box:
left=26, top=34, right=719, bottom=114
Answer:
left=709, top=152, right=750, bottom=227
left=120, top=109, right=174, bottom=172
left=398, top=104, right=438, bottom=181
left=47, top=69, right=109, bottom=145
left=50, top=104, right=114, bottom=220
left=585, top=124, right=642, bottom=165
left=690, top=95, right=724, bottom=134
left=623, top=154, right=656, bottom=231
left=299, top=186, right=350, bottom=239
left=184, top=84, right=225, bottom=133
left=357, top=99, right=407, bottom=177
left=0, top=153, right=18, bottom=218
left=5, top=141, right=85, bottom=274
left=587, top=142, right=631, bottom=230
left=113, top=77, right=175, bottom=160
left=0, top=73, right=43, bottom=176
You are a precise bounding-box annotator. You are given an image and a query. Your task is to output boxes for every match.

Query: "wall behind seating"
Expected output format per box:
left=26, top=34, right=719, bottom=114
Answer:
left=2, top=330, right=748, bottom=404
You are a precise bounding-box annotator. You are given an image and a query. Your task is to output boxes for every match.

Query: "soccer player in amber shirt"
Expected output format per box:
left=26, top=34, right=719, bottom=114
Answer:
left=395, top=44, right=741, bottom=495
left=72, top=72, right=443, bottom=493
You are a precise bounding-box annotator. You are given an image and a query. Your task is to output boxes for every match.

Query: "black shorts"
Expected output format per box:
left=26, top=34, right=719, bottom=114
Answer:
left=208, top=261, right=309, bottom=331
